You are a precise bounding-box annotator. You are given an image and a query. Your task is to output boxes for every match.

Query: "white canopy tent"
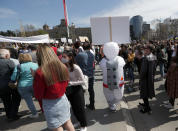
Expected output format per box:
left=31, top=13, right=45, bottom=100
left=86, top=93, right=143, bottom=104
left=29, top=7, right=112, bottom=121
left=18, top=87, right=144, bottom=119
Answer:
left=0, top=34, right=50, bottom=43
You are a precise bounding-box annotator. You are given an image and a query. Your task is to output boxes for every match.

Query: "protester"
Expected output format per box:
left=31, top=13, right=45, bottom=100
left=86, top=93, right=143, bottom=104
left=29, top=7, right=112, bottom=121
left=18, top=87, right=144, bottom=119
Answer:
left=75, top=42, right=88, bottom=79
left=95, top=46, right=100, bottom=64
left=139, top=45, right=156, bottom=114
left=6, top=47, right=20, bottom=66
left=127, top=48, right=135, bottom=92
left=135, top=49, right=143, bottom=74
left=62, top=50, right=87, bottom=131
left=11, top=54, right=39, bottom=118
left=74, top=42, right=88, bottom=75
left=33, top=45, right=74, bottom=131
left=57, top=46, right=64, bottom=60
left=156, top=46, right=166, bottom=80
left=6, top=47, right=19, bottom=60
left=83, top=42, right=95, bottom=110
left=119, top=45, right=128, bottom=78
left=100, top=42, right=125, bottom=112
left=164, top=45, right=178, bottom=109
left=166, top=43, right=173, bottom=69
left=0, top=49, right=21, bottom=121
left=73, top=41, right=84, bottom=53
left=19, top=45, right=29, bottom=54
left=28, top=45, right=38, bottom=63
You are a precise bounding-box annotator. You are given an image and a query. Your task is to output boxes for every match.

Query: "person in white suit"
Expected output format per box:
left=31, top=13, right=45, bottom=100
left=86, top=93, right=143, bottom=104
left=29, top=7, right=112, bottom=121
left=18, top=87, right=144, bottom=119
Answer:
left=100, top=42, right=125, bottom=111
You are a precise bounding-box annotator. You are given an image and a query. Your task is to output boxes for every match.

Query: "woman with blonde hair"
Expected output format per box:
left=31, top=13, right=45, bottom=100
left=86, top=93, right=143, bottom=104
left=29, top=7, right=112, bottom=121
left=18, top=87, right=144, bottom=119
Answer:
left=11, top=53, right=39, bottom=118
left=33, top=44, right=74, bottom=131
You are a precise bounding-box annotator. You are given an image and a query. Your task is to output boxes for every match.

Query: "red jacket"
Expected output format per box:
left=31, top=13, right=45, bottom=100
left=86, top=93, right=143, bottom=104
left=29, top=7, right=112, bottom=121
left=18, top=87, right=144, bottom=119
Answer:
left=33, top=69, right=68, bottom=100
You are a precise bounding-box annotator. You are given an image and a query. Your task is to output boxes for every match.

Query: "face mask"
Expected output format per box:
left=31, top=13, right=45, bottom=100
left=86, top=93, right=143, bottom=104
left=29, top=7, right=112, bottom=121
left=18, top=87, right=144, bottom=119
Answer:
left=61, top=57, right=69, bottom=64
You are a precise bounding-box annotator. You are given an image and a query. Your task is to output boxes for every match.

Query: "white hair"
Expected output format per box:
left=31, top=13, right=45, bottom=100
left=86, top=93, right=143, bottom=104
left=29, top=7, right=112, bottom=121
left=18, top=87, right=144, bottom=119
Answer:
left=0, top=49, right=10, bottom=58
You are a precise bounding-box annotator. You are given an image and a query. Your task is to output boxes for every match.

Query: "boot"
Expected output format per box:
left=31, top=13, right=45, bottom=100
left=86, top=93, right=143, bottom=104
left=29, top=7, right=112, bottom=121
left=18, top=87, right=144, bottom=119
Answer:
left=140, top=106, right=152, bottom=115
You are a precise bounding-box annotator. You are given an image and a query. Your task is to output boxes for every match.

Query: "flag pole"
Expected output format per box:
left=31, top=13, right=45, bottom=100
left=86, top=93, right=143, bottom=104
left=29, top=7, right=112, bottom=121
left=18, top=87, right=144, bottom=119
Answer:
left=63, top=0, right=70, bottom=38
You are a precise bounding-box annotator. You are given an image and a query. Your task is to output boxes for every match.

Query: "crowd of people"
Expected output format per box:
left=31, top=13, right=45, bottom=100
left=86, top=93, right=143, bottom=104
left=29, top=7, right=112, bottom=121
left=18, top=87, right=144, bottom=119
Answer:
left=0, top=39, right=178, bottom=131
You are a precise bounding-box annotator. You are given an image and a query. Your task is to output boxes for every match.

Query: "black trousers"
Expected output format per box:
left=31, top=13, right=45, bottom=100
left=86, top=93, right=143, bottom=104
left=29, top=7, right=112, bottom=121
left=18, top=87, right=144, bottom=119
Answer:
left=88, top=77, right=95, bottom=107
left=169, top=97, right=175, bottom=106
left=67, top=85, right=87, bottom=127
left=0, top=88, right=21, bottom=119
left=143, top=98, right=150, bottom=109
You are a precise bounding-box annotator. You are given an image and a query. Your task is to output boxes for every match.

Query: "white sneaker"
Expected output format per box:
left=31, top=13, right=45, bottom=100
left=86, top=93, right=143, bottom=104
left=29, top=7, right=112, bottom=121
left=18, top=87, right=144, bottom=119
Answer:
left=162, top=100, right=169, bottom=104
left=80, top=127, right=87, bottom=131
left=109, top=104, right=117, bottom=112
left=163, top=103, right=174, bottom=109
left=29, top=113, right=39, bottom=118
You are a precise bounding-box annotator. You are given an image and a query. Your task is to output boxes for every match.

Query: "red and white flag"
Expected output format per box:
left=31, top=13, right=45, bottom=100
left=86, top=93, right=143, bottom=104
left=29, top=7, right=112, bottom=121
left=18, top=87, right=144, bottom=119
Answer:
left=63, top=0, right=69, bottom=27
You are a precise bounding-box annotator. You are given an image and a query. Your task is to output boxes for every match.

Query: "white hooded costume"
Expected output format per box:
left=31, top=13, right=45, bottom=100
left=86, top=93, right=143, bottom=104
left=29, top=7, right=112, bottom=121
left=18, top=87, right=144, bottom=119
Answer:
left=100, top=42, right=125, bottom=110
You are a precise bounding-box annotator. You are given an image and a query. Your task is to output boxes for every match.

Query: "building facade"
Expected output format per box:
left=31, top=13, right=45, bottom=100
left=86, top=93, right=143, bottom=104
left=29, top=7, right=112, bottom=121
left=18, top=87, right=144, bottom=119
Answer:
left=44, top=19, right=92, bottom=43
left=130, top=15, right=143, bottom=40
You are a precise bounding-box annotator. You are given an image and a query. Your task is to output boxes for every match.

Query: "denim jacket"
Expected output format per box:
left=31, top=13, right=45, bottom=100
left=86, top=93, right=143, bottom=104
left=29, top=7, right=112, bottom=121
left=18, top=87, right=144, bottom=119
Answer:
left=85, top=50, right=95, bottom=78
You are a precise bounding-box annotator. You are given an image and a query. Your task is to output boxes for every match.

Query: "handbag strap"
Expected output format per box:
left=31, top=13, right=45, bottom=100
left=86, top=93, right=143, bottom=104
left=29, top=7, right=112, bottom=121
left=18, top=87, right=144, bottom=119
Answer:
left=16, top=64, right=21, bottom=81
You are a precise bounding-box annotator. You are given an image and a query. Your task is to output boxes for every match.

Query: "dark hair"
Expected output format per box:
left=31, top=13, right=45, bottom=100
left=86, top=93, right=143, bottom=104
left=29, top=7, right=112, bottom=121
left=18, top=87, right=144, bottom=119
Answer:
left=83, top=42, right=91, bottom=50
left=28, top=45, right=37, bottom=51
left=128, top=48, right=133, bottom=53
left=145, top=45, right=153, bottom=52
left=138, top=49, right=143, bottom=56
left=74, top=41, right=81, bottom=49
left=6, top=47, right=18, bottom=59
left=63, top=50, right=76, bottom=72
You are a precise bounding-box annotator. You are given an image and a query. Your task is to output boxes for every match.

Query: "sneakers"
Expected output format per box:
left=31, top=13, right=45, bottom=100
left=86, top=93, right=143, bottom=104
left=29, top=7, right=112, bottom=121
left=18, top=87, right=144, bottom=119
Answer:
left=80, top=127, right=87, bottom=131
left=7, top=115, right=21, bottom=122
left=29, top=113, right=39, bottom=118
left=86, top=104, right=95, bottom=110
left=139, top=107, right=152, bottom=115
left=109, top=104, right=118, bottom=112
left=163, top=103, right=174, bottom=109
left=162, top=100, right=169, bottom=105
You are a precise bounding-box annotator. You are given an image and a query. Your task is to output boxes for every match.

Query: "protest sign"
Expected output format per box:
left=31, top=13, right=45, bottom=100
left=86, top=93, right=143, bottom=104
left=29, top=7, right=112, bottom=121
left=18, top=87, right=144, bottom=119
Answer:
left=90, top=16, right=130, bottom=45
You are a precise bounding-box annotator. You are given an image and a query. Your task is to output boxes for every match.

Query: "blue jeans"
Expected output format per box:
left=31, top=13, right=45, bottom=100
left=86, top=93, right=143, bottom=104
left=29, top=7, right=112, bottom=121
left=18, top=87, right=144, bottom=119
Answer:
left=88, top=77, right=95, bottom=107
left=18, top=86, right=37, bottom=115
left=128, top=67, right=134, bottom=82
left=159, top=63, right=164, bottom=78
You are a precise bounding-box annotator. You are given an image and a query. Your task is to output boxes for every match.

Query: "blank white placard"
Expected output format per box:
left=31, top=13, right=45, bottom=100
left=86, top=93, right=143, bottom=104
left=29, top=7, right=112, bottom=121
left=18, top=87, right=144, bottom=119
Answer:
left=111, top=16, right=130, bottom=44
left=90, top=17, right=110, bottom=45
left=90, top=16, right=130, bottom=45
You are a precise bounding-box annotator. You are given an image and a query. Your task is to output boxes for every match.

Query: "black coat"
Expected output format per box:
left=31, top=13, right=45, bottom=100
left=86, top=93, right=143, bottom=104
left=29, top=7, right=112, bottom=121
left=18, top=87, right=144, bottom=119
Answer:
left=0, top=58, right=15, bottom=93
left=140, top=54, right=156, bottom=99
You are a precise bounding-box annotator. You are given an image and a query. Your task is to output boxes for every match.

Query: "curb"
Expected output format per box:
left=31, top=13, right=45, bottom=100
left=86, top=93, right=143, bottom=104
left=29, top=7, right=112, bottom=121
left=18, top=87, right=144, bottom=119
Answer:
left=120, top=97, right=136, bottom=131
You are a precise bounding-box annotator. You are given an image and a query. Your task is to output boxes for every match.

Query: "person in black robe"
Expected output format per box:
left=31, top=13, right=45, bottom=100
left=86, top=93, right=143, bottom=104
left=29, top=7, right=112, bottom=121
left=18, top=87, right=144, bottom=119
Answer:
left=139, top=45, right=156, bottom=114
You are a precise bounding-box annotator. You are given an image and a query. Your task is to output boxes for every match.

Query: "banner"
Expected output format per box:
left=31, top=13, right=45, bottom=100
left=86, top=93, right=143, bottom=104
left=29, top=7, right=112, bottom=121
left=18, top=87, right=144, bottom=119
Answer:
left=0, top=34, right=50, bottom=43
left=61, top=37, right=67, bottom=43
left=79, top=36, right=89, bottom=42
left=90, top=16, right=130, bottom=45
